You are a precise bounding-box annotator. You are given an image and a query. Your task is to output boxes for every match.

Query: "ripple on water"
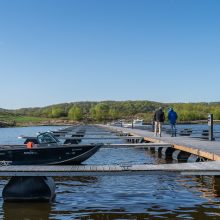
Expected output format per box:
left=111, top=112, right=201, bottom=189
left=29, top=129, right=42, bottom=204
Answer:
left=0, top=126, right=220, bottom=219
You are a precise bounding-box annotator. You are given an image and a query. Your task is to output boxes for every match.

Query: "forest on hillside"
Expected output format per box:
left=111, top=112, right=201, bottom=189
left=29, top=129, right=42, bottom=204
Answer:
left=2, top=101, right=220, bottom=123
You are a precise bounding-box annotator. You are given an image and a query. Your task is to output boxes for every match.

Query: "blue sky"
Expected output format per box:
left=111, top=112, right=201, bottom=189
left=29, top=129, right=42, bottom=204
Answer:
left=0, top=0, right=220, bottom=109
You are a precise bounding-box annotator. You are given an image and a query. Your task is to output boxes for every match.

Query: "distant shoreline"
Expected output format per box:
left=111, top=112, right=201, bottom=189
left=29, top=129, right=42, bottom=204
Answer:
left=0, top=120, right=81, bottom=128
left=1, top=119, right=220, bottom=128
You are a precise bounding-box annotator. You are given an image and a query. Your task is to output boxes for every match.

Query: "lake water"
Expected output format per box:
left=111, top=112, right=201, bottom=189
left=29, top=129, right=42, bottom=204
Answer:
left=0, top=125, right=220, bottom=219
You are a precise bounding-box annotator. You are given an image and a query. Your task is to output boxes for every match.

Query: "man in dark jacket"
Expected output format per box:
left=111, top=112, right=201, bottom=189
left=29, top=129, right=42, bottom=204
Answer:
left=168, top=108, right=178, bottom=137
left=153, top=107, right=165, bottom=137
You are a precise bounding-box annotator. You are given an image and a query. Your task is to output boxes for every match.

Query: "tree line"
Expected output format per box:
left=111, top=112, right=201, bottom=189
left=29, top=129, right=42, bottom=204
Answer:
left=6, top=101, right=220, bottom=123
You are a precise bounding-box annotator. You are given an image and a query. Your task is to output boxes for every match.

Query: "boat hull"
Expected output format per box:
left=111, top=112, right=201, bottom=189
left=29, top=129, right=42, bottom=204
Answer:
left=0, top=144, right=101, bottom=165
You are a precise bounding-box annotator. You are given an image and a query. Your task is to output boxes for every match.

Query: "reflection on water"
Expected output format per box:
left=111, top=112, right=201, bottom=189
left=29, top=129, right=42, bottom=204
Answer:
left=2, top=172, right=220, bottom=219
left=1, top=126, right=220, bottom=219
left=3, top=202, right=51, bottom=220
left=165, top=124, right=220, bottom=140
left=212, top=177, right=220, bottom=198
left=49, top=175, right=220, bottom=219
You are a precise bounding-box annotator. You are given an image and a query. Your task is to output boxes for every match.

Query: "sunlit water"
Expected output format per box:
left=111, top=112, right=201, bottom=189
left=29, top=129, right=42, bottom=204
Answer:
left=171, top=124, right=220, bottom=140
left=0, top=126, right=220, bottom=219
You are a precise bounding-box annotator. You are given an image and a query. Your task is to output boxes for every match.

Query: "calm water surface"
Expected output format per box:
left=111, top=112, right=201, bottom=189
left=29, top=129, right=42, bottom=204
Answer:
left=0, top=126, right=220, bottom=220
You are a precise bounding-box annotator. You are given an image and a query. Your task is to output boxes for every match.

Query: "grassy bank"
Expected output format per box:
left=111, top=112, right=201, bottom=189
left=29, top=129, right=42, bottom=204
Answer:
left=0, top=112, right=81, bottom=127
left=0, top=114, right=48, bottom=127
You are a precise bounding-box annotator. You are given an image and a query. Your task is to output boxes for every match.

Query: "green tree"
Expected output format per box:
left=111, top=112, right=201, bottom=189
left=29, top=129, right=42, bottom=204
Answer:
left=68, top=106, right=83, bottom=121
left=214, top=109, right=220, bottom=120
left=109, top=108, right=120, bottom=120
left=7, top=100, right=220, bottom=123
left=92, top=103, right=110, bottom=121
left=51, top=107, right=65, bottom=118
left=41, top=108, right=53, bottom=117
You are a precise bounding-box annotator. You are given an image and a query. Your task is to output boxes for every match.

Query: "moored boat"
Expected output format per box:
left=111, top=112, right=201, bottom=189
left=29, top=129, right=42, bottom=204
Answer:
left=123, top=119, right=148, bottom=128
left=0, top=132, right=101, bottom=165
left=0, top=131, right=101, bottom=202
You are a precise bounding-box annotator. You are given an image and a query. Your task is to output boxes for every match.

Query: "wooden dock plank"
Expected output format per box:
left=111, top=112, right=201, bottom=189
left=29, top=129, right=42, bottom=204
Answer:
left=0, top=161, right=219, bottom=176
left=103, top=143, right=171, bottom=148
left=59, top=136, right=143, bottom=140
left=53, top=132, right=117, bottom=136
left=101, top=125, right=220, bottom=161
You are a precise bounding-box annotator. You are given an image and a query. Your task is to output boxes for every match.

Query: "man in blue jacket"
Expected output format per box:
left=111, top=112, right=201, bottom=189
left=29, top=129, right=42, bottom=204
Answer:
left=168, top=108, right=178, bottom=137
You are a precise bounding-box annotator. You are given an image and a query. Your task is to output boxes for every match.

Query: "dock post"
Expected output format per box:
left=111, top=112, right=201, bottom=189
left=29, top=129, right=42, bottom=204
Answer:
left=208, top=114, right=215, bottom=141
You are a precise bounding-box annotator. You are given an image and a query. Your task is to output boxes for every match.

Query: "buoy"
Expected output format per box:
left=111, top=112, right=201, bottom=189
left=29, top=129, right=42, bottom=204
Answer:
left=26, top=142, right=34, bottom=149
left=2, top=176, right=56, bottom=202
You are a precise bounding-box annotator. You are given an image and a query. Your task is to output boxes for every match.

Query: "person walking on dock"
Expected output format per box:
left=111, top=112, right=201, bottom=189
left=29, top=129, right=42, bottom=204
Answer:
left=168, top=108, right=178, bottom=137
left=153, top=107, right=165, bottom=137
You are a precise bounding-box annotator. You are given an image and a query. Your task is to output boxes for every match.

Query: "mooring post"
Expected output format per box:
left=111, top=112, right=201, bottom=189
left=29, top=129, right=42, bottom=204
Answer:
left=208, top=113, right=215, bottom=141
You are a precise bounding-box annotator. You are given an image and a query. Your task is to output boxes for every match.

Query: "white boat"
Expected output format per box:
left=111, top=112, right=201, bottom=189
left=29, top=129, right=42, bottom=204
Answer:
left=122, top=119, right=144, bottom=128
left=122, top=122, right=132, bottom=128
left=133, top=119, right=144, bottom=127
left=110, top=121, right=122, bottom=127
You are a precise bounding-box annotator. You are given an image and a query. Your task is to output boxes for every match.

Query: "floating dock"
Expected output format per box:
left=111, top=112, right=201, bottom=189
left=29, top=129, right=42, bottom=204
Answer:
left=1, top=124, right=220, bottom=202
left=0, top=161, right=220, bottom=176
left=100, top=125, right=220, bottom=161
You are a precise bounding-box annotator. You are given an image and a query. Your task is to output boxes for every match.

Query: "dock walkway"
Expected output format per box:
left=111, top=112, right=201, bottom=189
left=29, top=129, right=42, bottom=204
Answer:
left=101, top=125, right=220, bottom=161
left=2, top=125, right=220, bottom=203
left=0, top=161, right=220, bottom=176
left=0, top=125, right=219, bottom=178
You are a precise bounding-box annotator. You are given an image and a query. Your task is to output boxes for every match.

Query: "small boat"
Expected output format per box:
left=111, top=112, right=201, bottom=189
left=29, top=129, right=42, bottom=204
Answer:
left=133, top=119, right=144, bottom=126
left=122, top=122, right=132, bottom=128
left=0, top=132, right=101, bottom=165
left=1, top=131, right=101, bottom=202
left=110, top=121, right=123, bottom=127
left=123, top=119, right=146, bottom=128
left=50, top=130, right=85, bottom=144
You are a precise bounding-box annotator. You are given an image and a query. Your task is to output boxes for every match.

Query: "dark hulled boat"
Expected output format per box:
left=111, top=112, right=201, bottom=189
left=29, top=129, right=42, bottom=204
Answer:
left=1, top=131, right=101, bottom=202
left=52, top=130, right=85, bottom=144
left=0, top=132, right=101, bottom=165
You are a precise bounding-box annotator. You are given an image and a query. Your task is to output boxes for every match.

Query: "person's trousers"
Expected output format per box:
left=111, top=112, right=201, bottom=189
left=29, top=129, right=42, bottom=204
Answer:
left=171, top=123, right=176, bottom=136
left=154, top=121, right=162, bottom=136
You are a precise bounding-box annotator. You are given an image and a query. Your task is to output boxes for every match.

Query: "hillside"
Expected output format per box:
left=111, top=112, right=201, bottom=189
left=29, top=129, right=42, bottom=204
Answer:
left=0, top=100, right=220, bottom=126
